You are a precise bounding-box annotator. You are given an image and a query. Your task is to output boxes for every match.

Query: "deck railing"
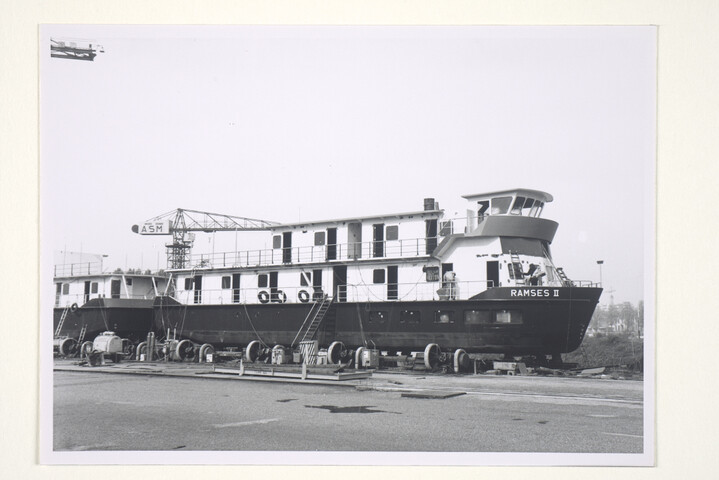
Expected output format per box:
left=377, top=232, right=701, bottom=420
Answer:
left=184, top=236, right=441, bottom=270
left=53, top=261, right=104, bottom=277
left=173, top=280, right=494, bottom=305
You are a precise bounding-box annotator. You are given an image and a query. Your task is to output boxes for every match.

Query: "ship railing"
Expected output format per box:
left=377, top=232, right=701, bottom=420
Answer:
left=184, top=236, right=443, bottom=270
left=173, top=280, right=496, bottom=305
left=54, top=293, right=154, bottom=307
left=53, top=261, right=104, bottom=277
left=564, top=280, right=600, bottom=288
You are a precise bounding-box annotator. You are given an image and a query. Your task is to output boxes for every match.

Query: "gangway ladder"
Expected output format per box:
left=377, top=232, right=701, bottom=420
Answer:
left=77, top=324, right=88, bottom=345
left=292, top=295, right=334, bottom=346
left=555, top=267, right=573, bottom=287
left=54, top=305, right=70, bottom=337
left=510, top=251, right=526, bottom=285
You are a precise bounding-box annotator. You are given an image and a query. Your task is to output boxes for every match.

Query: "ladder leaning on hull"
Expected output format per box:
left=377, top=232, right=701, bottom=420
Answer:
left=54, top=305, right=70, bottom=337
left=291, top=295, right=334, bottom=347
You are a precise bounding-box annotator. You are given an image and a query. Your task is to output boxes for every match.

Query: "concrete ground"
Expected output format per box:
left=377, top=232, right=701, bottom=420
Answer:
left=52, top=359, right=644, bottom=456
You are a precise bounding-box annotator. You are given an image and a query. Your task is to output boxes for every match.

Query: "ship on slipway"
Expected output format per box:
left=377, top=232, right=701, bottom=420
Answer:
left=151, top=188, right=602, bottom=367
left=53, top=262, right=168, bottom=355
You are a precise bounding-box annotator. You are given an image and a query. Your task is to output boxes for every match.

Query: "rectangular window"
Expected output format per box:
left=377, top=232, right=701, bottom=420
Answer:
left=314, top=231, right=326, bottom=246
left=434, top=311, right=454, bottom=324
left=184, top=278, right=193, bottom=290
left=91, top=282, right=98, bottom=294
left=507, top=262, right=523, bottom=280
left=125, top=278, right=133, bottom=285
left=464, top=310, right=492, bottom=325
left=369, top=311, right=388, bottom=324
left=511, top=196, right=526, bottom=215
left=424, top=266, right=440, bottom=282
left=62, top=283, right=69, bottom=295
left=272, top=235, right=281, bottom=249
left=491, top=196, right=512, bottom=215
left=495, top=309, right=523, bottom=324
left=386, top=225, right=399, bottom=241
left=373, top=269, right=385, bottom=284
left=400, top=310, right=421, bottom=325
left=258, top=274, right=268, bottom=288
left=193, top=275, right=202, bottom=304
left=300, top=271, right=311, bottom=287
left=221, top=276, right=231, bottom=289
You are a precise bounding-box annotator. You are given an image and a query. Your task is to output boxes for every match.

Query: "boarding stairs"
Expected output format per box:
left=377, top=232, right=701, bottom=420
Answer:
left=54, top=305, right=70, bottom=337
left=555, top=267, right=573, bottom=287
left=292, top=295, right=334, bottom=347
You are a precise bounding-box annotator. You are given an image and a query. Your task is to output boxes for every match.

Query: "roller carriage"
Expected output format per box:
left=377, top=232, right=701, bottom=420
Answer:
left=133, top=331, right=216, bottom=363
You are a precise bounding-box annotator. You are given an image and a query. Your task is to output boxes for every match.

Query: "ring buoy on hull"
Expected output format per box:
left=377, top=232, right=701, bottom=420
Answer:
left=298, top=290, right=310, bottom=303
left=258, top=291, right=270, bottom=304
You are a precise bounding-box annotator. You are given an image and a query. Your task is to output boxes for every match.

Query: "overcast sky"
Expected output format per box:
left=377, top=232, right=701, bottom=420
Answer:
left=41, top=26, right=655, bottom=304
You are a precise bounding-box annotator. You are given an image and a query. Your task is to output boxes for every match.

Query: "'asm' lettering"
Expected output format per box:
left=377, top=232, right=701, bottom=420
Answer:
left=141, top=222, right=164, bottom=234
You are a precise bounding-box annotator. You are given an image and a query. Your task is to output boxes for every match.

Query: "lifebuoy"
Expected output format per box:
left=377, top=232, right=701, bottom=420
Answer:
left=70, top=303, right=79, bottom=313
left=275, top=291, right=287, bottom=303
left=298, top=290, right=310, bottom=303
left=258, top=291, right=270, bottom=304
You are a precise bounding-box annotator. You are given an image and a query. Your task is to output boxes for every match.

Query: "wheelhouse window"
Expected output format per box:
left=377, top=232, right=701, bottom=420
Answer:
left=272, top=235, right=281, bottom=249
left=368, top=311, right=387, bottom=324
left=400, top=310, right=421, bottom=325
left=464, top=310, right=492, bottom=325
left=491, top=196, right=512, bottom=215
left=529, top=201, right=544, bottom=217
left=258, top=274, right=268, bottom=288
left=184, top=278, right=193, bottom=290
left=434, top=311, right=454, bottom=324
left=495, top=309, right=523, bottom=324
left=91, top=282, right=98, bottom=294
left=510, top=196, right=526, bottom=215
left=373, top=269, right=385, bottom=284
left=221, top=276, right=231, bottom=289
left=300, top=271, right=311, bottom=287
left=314, top=231, right=325, bottom=246
left=386, top=225, right=399, bottom=241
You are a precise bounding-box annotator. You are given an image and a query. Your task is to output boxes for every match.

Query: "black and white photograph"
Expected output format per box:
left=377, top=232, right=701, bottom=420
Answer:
left=39, top=25, right=655, bottom=466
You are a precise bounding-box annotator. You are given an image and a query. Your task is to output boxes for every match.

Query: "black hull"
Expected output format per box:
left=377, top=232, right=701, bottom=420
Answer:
left=153, top=287, right=601, bottom=355
left=53, top=298, right=156, bottom=343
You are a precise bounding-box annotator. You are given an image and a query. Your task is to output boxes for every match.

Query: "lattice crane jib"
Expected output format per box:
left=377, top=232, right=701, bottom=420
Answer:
left=132, top=209, right=279, bottom=269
